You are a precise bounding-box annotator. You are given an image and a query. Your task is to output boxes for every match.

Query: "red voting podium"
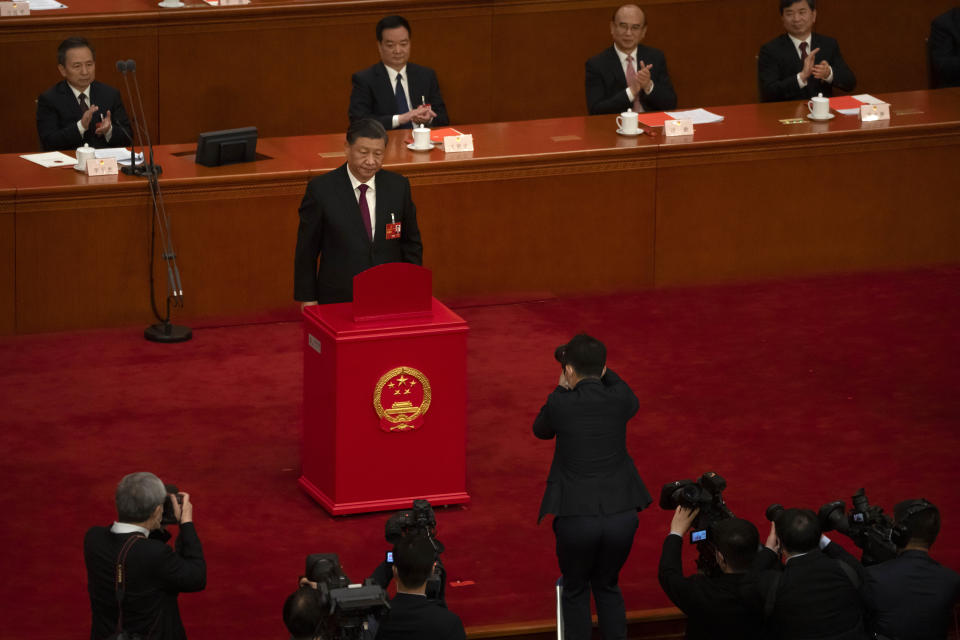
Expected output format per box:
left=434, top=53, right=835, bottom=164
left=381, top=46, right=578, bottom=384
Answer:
left=299, top=263, right=470, bottom=515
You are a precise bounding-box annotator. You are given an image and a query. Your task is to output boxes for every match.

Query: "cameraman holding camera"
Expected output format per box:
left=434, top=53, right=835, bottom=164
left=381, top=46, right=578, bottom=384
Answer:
left=748, top=508, right=868, bottom=640
left=534, top=334, right=652, bottom=640
left=84, top=472, right=206, bottom=640
left=658, top=506, right=763, bottom=639
left=375, top=533, right=465, bottom=640
left=863, top=499, right=960, bottom=640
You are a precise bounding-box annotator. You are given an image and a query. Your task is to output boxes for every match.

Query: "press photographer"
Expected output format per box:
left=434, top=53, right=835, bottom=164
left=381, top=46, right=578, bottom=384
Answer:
left=374, top=533, right=465, bottom=640
left=659, top=472, right=735, bottom=577
left=84, top=472, right=206, bottom=640
left=369, top=499, right=446, bottom=602
left=284, top=554, right=389, bottom=640
left=862, top=498, right=960, bottom=640
left=748, top=507, right=868, bottom=640
left=658, top=505, right=763, bottom=639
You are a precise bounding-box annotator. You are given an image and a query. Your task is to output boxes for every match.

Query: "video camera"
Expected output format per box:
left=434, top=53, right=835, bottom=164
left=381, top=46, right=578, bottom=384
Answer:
left=302, top=553, right=389, bottom=640
left=659, top=471, right=735, bottom=576
left=384, top=499, right=446, bottom=601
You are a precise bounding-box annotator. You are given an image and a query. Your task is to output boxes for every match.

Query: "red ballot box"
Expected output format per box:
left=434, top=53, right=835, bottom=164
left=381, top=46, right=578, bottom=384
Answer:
left=299, top=263, right=470, bottom=515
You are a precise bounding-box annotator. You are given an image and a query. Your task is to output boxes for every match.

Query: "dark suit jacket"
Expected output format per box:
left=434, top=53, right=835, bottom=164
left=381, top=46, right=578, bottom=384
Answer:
left=349, top=62, right=449, bottom=129
left=374, top=593, right=465, bottom=640
left=585, top=45, right=677, bottom=115
left=36, top=80, right=132, bottom=151
left=533, top=369, right=652, bottom=522
left=294, top=164, right=423, bottom=304
left=657, top=534, right=762, bottom=640
left=84, top=524, right=206, bottom=640
left=930, top=8, right=960, bottom=88
left=758, top=33, right=856, bottom=102
left=747, top=543, right=868, bottom=640
left=864, top=550, right=960, bottom=640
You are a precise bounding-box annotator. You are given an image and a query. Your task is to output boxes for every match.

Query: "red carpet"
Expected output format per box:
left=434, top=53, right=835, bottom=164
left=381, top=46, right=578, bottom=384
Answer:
left=1, top=267, right=958, bottom=639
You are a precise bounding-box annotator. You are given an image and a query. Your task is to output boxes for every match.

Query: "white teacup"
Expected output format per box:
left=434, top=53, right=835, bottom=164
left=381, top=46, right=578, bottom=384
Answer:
left=616, top=110, right=639, bottom=134
left=807, top=94, right=830, bottom=118
left=412, top=125, right=432, bottom=149
left=75, top=144, right=94, bottom=172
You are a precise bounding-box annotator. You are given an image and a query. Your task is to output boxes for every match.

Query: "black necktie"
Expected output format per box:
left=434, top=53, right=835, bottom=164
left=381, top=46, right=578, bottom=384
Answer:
left=78, top=92, right=88, bottom=112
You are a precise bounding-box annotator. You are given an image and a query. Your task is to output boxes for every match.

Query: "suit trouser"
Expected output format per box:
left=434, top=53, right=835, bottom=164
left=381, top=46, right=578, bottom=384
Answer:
left=553, top=509, right=639, bottom=640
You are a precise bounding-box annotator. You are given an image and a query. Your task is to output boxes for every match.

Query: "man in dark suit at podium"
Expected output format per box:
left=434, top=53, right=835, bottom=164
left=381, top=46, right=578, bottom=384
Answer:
left=585, top=4, right=677, bottom=115
left=294, top=118, right=423, bottom=307
left=534, top=334, right=652, bottom=640
left=349, top=15, right=449, bottom=130
left=36, top=36, right=132, bottom=151
left=758, top=0, right=856, bottom=102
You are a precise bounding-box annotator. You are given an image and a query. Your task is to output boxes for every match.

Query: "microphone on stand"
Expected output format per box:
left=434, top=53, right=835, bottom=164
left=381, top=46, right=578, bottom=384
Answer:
left=116, top=59, right=145, bottom=176
left=126, top=59, right=162, bottom=177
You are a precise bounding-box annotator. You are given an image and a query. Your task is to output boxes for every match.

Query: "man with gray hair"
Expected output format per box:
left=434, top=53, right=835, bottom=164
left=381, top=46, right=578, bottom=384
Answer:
left=84, top=472, right=206, bottom=640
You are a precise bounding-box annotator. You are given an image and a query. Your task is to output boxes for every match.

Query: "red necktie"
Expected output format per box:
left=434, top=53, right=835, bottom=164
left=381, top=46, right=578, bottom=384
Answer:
left=799, top=41, right=808, bottom=62
left=358, top=184, right=373, bottom=241
left=625, top=56, right=642, bottom=112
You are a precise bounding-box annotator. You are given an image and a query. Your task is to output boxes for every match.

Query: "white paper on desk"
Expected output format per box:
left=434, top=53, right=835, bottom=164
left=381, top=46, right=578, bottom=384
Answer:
left=20, top=151, right=75, bottom=167
left=665, top=108, right=725, bottom=124
left=853, top=94, right=884, bottom=105
left=25, top=0, right=68, bottom=9
left=96, top=148, right=144, bottom=165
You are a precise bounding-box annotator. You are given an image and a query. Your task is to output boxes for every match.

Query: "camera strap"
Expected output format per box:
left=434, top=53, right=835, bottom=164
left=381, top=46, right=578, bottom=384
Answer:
left=112, top=533, right=145, bottom=637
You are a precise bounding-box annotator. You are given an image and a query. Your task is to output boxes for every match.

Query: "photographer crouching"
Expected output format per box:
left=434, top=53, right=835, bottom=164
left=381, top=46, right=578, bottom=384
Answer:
left=84, top=472, right=206, bottom=640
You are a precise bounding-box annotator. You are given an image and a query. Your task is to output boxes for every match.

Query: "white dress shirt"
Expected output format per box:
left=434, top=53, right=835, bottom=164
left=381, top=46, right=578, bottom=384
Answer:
left=384, top=65, right=413, bottom=130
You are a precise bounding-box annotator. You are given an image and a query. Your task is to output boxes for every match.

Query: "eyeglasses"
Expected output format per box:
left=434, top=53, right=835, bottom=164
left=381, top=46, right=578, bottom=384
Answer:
left=614, top=22, right=644, bottom=33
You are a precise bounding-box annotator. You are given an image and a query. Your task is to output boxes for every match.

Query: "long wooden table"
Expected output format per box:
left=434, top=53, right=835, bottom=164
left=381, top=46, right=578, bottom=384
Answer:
left=2, top=88, right=959, bottom=335
left=2, top=0, right=957, bottom=153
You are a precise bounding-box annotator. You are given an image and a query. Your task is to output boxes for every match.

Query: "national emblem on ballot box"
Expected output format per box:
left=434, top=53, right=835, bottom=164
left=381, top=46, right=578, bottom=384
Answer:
left=298, top=264, right=469, bottom=515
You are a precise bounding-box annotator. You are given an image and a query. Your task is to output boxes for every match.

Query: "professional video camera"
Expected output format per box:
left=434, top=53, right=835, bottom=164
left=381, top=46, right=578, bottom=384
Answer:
left=384, top=499, right=446, bottom=601
left=303, top=553, right=390, bottom=640
left=766, top=488, right=903, bottom=565
left=659, top=472, right=735, bottom=576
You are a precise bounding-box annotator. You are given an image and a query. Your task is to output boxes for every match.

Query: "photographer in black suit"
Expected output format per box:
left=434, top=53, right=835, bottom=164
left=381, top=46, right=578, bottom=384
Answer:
left=84, top=472, right=205, bottom=640
left=658, top=507, right=762, bottom=639
left=36, top=36, right=132, bottom=151
left=748, top=508, right=868, bottom=640
left=864, top=499, right=960, bottom=640
left=534, top=333, right=652, bottom=640
left=375, top=533, right=465, bottom=640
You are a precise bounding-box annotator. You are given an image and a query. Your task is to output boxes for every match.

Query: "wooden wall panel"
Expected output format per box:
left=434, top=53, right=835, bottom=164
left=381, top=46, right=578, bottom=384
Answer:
left=15, top=190, right=154, bottom=333
left=654, top=135, right=960, bottom=287
left=413, top=164, right=658, bottom=300
left=0, top=191, right=14, bottom=335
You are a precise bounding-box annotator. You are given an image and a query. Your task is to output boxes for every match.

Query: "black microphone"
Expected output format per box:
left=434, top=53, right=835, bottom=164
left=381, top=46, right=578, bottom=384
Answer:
left=127, top=58, right=161, bottom=177
left=115, top=59, right=143, bottom=175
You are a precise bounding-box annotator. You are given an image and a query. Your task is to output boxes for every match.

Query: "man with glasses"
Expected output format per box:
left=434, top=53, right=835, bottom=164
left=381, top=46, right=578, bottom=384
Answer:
left=585, top=4, right=677, bottom=115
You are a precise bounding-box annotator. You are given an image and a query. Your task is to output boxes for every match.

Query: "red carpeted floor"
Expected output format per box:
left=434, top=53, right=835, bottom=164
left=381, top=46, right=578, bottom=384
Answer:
left=1, top=267, right=958, bottom=640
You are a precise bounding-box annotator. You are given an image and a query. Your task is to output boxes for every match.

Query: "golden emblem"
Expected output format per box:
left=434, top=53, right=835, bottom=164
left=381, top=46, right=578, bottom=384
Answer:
left=373, top=366, right=432, bottom=432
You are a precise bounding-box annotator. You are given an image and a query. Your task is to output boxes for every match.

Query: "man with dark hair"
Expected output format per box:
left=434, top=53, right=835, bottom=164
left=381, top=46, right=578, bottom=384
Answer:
left=658, top=507, right=762, bottom=639
left=84, top=472, right=206, bottom=640
left=294, top=118, right=422, bottom=305
left=534, top=333, right=652, bottom=640
left=747, top=508, right=868, bottom=640
left=758, top=0, right=856, bottom=102
left=864, top=499, right=960, bottom=640
left=585, top=4, right=677, bottom=115
left=283, top=586, right=326, bottom=640
left=36, top=36, right=132, bottom=151
left=349, top=15, right=449, bottom=129
left=930, top=7, right=960, bottom=88
left=375, top=534, right=465, bottom=640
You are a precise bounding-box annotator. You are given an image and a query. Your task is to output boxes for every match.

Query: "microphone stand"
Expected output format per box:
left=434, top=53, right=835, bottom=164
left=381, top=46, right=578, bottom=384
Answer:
left=117, top=58, right=191, bottom=343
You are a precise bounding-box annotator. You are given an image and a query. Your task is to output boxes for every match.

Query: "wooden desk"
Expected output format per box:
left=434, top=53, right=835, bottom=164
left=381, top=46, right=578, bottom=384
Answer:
left=2, top=89, right=959, bottom=335
left=2, top=0, right=957, bottom=153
